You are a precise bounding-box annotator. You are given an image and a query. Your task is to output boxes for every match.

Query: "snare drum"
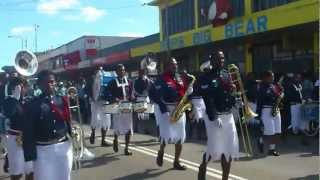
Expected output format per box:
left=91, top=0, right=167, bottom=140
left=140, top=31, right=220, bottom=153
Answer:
left=104, top=103, right=119, bottom=114
left=119, top=101, right=132, bottom=113
left=133, top=102, right=148, bottom=113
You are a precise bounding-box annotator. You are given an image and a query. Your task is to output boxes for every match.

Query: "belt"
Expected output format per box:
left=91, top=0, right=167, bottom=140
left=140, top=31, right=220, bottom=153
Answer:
left=191, top=96, right=202, bottom=100
left=7, top=129, right=22, bottom=136
left=290, top=102, right=302, bottom=105
left=36, top=136, right=68, bottom=146
left=217, top=111, right=232, bottom=115
left=262, top=105, right=273, bottom=108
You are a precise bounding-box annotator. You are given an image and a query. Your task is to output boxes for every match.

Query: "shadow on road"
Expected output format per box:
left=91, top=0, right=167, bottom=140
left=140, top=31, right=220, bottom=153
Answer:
left=289, top=174, right=319, bottom=180
left=81, top=152, right=121, bottom=169
left=112, top=168, right=172, bottom=180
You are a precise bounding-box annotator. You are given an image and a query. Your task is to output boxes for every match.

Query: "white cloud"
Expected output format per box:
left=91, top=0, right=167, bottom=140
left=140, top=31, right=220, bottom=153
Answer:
left=63, top=6, right=106, bottom=23
left=37, top=0, right=79, bottom=15
left=81, top=6, right=106, bottom=22
left=118, top=32, right=145, bottom=37
left=139, top=0, right=151, bottom=4
left=10, top=26, right=33, bottom=35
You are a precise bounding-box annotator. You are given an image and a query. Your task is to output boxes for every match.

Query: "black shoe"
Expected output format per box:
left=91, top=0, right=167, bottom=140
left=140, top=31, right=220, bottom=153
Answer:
left=3, top=155, right=8, bottom=173
left=198, top=163, right=207, bottom=180
left=89, top=132, right=95, bottom=145
left=113, top=139, right=118, bottom=153
left=124, top=148, right=133, bottom=156
left=173, top=161, right=186, bottom=170
left=268, top=150, right=280, bottom=156
left=156, top=150, right=164, bottom=167
left=257, top=140, right=264, bottom=154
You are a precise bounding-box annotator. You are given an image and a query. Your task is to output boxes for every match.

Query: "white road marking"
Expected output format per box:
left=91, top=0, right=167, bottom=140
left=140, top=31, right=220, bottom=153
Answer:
left=101, top=137, right=248, bottom=180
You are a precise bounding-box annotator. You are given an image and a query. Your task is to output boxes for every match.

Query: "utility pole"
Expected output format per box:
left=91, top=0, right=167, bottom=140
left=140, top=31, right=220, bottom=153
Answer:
left=34, top=24, right=39, bottom=52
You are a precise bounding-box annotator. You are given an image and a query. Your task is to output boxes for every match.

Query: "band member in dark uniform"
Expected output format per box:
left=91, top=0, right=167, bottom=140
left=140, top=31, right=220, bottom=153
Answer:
left=22, top=70, right=73, bottom=180
left=149, top=58, right=189, bottom=170
left=3, top=77, right=34, bottom=180
left=107, top=64, right=133, bottom=156
left=256, top=71, right=283, bottom=156
left=286, top=73, right=306, bottom=134
left=198, top=51, right=239, bottom=180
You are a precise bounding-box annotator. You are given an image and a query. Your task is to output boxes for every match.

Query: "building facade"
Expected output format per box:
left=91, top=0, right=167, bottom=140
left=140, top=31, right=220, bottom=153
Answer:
left=130, top=0, right=319, bottom=76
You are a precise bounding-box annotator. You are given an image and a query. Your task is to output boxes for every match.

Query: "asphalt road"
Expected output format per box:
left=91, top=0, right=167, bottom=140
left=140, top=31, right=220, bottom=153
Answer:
left=0, top=126, right=318, bottom=180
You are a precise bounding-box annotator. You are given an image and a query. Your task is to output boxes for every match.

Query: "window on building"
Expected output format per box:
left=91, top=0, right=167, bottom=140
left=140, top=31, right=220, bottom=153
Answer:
left=252, top=0, right=299, bottom=12
left=161, top=0, right=195, bottom=37
left=198, top=0, right=245, bottom=27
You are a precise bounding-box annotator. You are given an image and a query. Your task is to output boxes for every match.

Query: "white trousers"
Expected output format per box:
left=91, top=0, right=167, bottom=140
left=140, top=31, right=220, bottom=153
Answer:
left=261, top=108, right=282, bottom=135
left=6, top=135, right=33, bottom=175
left=91, top=101, right=111, bottom=130
left=113, top=113, right=133, bottom=135
left=204, top=113, right=239, bottom=161
left=191, top=98, right=206, bottom=122
left=158, top=105, right=186, bottom=144
left=34, top=141, right=73, bottom=180
left=290, top=104, right=307, bottom=131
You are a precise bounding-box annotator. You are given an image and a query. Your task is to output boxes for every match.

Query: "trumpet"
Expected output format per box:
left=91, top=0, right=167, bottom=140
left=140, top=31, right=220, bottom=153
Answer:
left=228, top=64, right=256, bottom=156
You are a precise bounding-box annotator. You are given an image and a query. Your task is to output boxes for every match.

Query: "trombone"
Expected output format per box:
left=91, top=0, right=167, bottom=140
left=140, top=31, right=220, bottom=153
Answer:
left=228, top=64, right=257, bottom=157
left=66, top=87, right=85, bottom=170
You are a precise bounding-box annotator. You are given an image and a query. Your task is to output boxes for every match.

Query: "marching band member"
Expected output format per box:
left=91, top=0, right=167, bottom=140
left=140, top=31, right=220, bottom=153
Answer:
left=256, top=71, right=283, bottom=156
left=198, top=51, right=239, bottom=180
left=22, top=70, right=73, bottom=180
left=286, top=73, right=306, bottom=134
left=3, top=77, right=34, bottom=180
left=90, top=67, right=112, bottom=147
left=107, top=64, right=133, bottom=156
left=149, top=58, right=189, bottom=170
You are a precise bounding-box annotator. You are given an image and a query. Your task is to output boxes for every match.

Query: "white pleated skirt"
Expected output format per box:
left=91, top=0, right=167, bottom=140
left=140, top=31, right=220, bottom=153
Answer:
left=261, top=108, right=281, bottom=135
left=204, top=113, right=239, bottom=161
left=6, top=134, right=33, bottom=175
left=113, top=113, right=133, bottom=135
left=91, top=101, right=111, bottom=130
left=35, top=141, right=73, bottom=180
left=158, top=105, right=186, bottom=144
left=191, top=98, right=206, bottom=122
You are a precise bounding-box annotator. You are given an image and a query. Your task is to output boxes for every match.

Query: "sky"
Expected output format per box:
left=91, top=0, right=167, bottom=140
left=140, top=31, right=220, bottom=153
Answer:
left=0, top=0, right=159, bottom=70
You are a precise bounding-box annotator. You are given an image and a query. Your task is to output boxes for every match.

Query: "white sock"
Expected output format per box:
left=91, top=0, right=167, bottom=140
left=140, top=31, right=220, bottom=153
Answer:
left=269, top=144, right=276, bottom=150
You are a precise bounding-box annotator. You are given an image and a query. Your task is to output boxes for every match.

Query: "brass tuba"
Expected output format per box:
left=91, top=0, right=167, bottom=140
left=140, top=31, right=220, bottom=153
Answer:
left=14, top=50, right=38, bottom=77
left=170, top=74, right=196, bottom=123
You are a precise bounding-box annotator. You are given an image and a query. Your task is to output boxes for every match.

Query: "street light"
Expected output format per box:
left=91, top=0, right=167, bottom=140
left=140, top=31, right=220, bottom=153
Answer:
left=8, top=35, right=24, bottom=50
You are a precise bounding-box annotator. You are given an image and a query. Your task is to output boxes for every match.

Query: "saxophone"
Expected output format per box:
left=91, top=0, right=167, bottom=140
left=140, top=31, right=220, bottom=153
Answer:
left=271, top=76, right=284, bottom=117
left=170, top=74, right=196, bottom=123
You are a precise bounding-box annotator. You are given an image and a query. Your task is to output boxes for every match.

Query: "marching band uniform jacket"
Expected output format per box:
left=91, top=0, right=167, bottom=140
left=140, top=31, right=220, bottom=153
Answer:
left=149, top=72, right=186, bottom=114
left=132, top=77, right=153, bottom=99
left=256, top=82, right=282, bottom=117
left=245, top=79, right=259, bottom=103
left=106, top=77, right=132, bottom=103
left=286, top=81, right=303, bottom=105
left=199, top=69, right=236, bottom=121
left=22, top=94, right=71, bottom=162
left=3, top=97, right=25, bottom=132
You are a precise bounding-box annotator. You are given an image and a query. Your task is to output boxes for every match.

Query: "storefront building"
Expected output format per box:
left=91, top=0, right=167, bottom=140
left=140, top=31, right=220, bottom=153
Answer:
left=130, top=0, right=319, bottom=76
